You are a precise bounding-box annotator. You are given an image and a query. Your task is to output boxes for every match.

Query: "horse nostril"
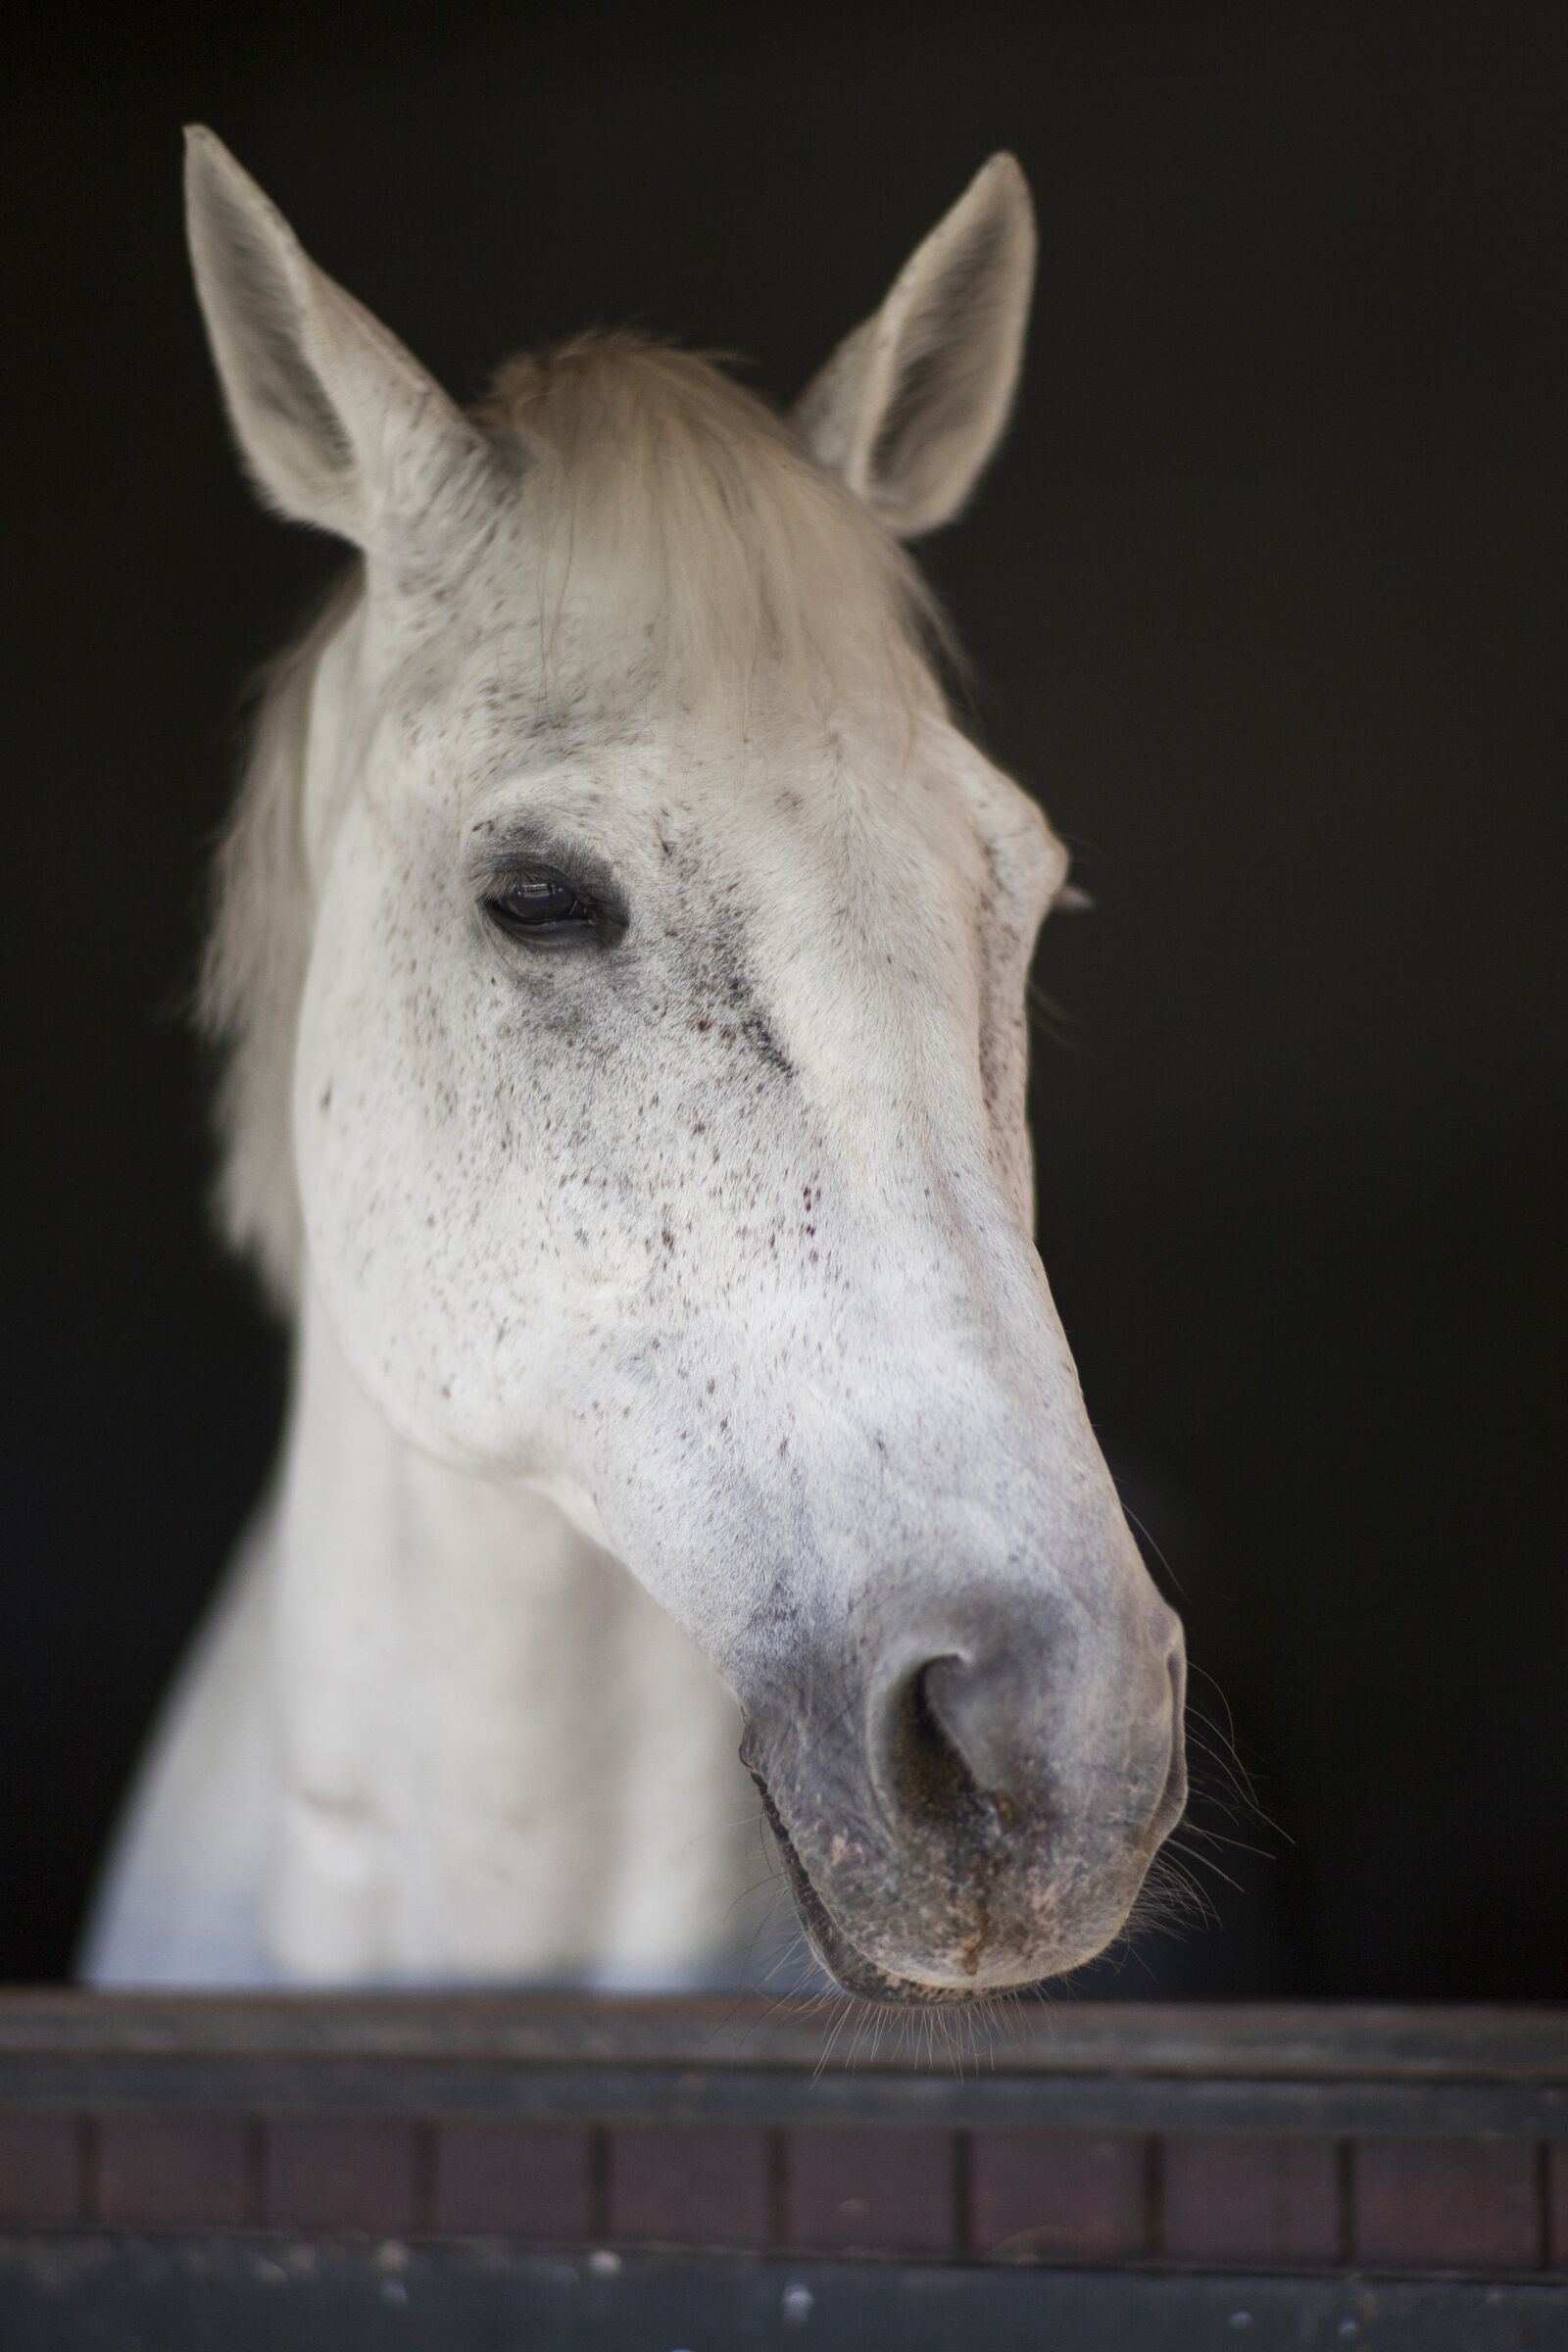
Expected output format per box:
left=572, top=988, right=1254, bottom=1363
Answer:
left=880, top=1654, right=1011, bottom=1835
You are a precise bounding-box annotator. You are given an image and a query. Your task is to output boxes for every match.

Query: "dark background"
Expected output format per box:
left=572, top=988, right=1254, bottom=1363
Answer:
left=6, top=0, right=1563, bottom=1994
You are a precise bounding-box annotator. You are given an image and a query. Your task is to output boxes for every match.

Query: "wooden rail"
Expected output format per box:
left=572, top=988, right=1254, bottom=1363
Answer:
left=1, top=1994, right=1564, bottom=2347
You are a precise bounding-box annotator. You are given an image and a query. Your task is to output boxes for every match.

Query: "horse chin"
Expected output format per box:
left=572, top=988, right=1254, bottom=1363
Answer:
left=758, top=1780, right=1051, bottom=2011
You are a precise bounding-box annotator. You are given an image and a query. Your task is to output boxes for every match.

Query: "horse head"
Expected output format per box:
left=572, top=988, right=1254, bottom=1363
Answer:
left=186, top=129, right=1186, bottom=2002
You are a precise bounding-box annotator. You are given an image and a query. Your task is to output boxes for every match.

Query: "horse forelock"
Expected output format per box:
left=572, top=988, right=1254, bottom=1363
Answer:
left=473, top=331, right=951, bottom=718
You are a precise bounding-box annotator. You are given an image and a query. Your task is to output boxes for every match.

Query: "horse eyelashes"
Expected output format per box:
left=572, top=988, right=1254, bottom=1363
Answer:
left=481, top=865, right=622, bottom=945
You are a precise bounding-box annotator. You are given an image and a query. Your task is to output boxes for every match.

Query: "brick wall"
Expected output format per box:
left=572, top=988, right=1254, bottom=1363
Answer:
left=2, top=2110, right=1562, bottom=2278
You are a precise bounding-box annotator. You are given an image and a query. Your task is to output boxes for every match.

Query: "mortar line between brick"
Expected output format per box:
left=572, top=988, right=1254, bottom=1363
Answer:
left=588, top=2124, right=612, bottom=2240
left=76, top=2114, right=100, bottom=2228
left=1144, top=2132, right=1163, bottom=2260
left=952, top=2129, right=972, bottom=2260
left=765, top=2126, right=788, bottom=2252
left=1335, top=2136, right=1355, bottom=2267
left=243, top=2115, right=267, bottom=2230
left=412, top=2117, right=438, bottom=2234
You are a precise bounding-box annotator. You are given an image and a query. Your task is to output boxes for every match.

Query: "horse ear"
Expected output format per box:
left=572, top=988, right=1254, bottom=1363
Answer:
left=793, top=154, right=1036, bottom=540
left=183, top=126, right=495, bottom=566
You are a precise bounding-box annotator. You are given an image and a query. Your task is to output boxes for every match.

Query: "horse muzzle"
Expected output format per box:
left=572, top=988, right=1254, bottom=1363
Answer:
left=740, top=1598, right=1188, bottom=2003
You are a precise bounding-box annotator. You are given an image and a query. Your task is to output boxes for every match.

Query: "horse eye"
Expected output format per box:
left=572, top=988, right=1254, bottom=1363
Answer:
left=483, top=867, right=602, bottom=941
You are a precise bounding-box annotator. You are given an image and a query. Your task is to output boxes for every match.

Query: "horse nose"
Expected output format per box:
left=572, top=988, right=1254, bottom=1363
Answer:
left=871, top=1618, right=1187, bottom=1846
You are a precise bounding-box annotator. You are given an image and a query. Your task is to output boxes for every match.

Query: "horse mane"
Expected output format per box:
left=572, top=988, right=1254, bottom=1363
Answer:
left=198, top=332, right=951, bottom=1311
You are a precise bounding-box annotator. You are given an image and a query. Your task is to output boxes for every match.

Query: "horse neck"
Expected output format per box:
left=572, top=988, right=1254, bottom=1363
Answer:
left=263, top=1282, right=756, bottom=1983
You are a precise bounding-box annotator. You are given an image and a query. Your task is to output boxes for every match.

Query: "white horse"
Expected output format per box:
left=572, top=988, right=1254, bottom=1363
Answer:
left=82, top=131, right=1187, bottom=1998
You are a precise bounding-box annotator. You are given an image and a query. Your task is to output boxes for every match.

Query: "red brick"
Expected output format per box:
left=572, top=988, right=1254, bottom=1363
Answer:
left=1353, top=2137, right=1540, bottom=2273
left=1161, top=2134, right=1340, bottom=2268
left=1546, top=2144, right=1568, bottom=2276
left=971, top=2130, right=1148, bottom=2264
left=263, top=2115, right=418, bottom=2235
left=0, top=2112, right=81, bottom=2228
left=786, top=2126, right=956, bottom=2259
left=98, top=2111, right=254, bottom=2230
left=609, top=2125, right=769, bottom=2249
left=433, top=2121, right=593, bottom=2240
